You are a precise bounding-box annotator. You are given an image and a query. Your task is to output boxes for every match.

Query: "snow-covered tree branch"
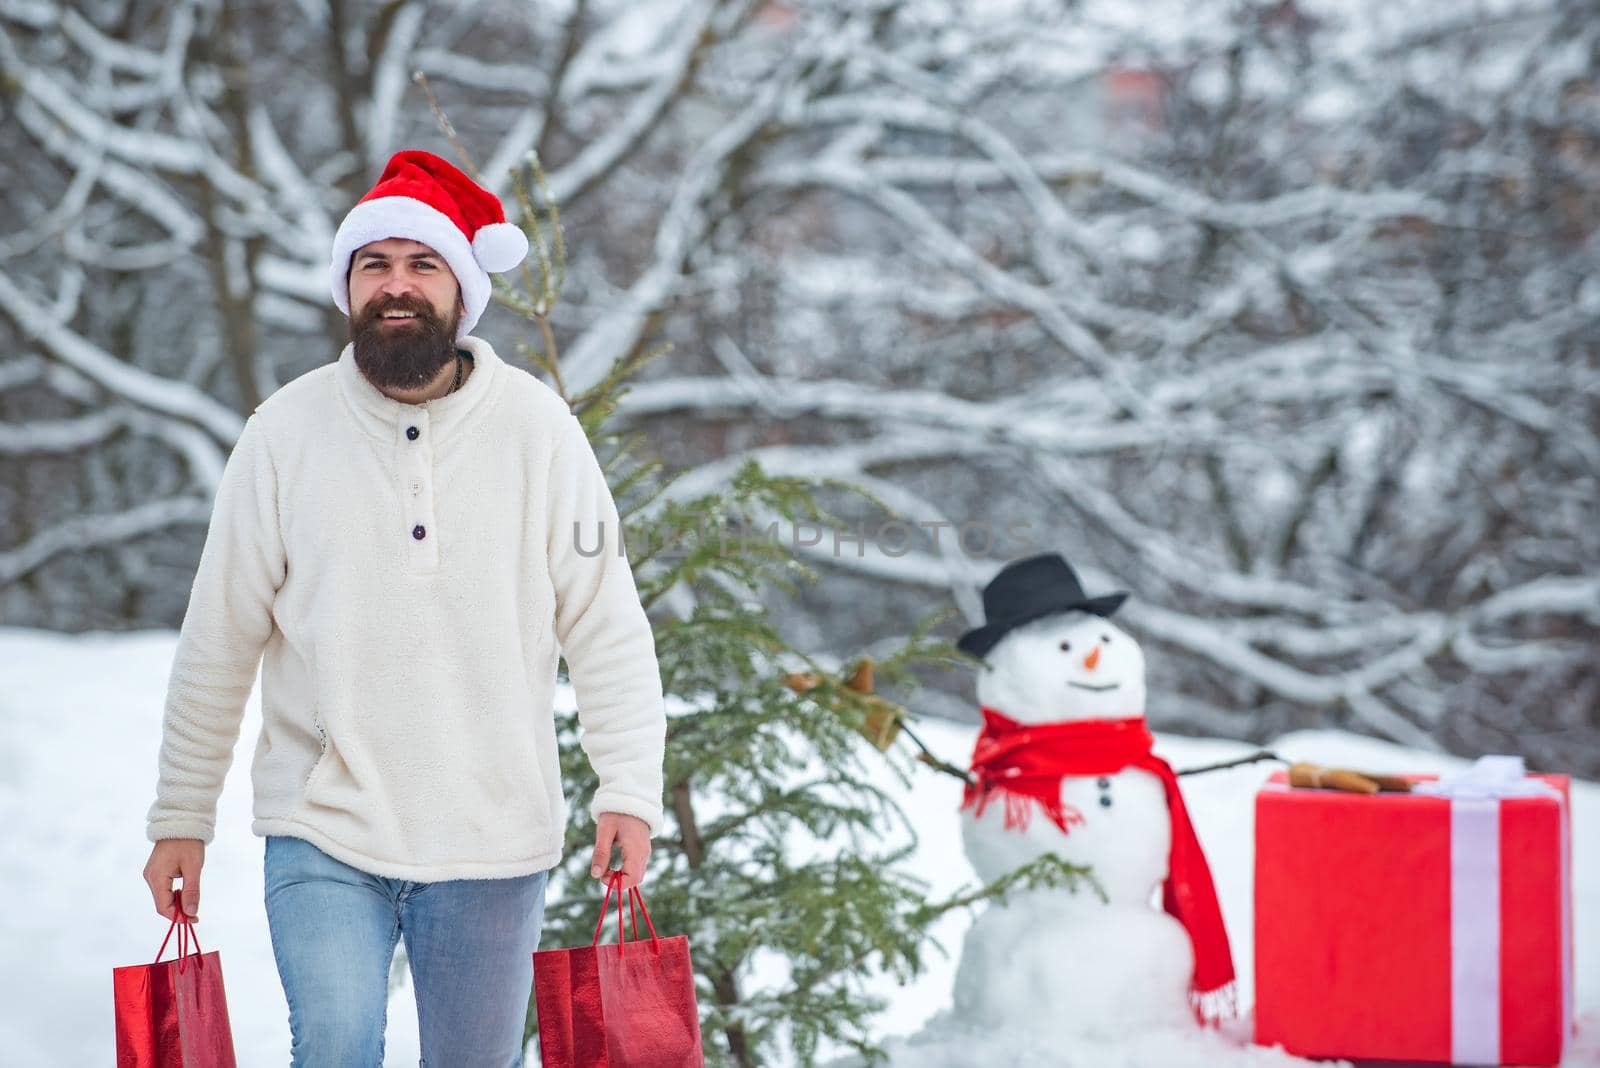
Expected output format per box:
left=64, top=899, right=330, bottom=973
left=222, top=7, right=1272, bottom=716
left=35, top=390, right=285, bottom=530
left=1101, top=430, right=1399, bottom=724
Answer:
left=0, top=0, right=1593, bottom=772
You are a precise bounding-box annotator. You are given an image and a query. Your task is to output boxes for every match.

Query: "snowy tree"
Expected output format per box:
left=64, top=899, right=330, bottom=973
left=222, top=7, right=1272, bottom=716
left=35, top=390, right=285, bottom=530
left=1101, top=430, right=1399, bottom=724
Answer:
left=1, top=0, right=1595, bottom=774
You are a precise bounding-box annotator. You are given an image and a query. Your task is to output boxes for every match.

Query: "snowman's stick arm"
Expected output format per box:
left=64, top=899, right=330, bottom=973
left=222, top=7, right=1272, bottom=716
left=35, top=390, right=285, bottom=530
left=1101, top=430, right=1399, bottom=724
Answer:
left=894, top=723, right=1282, bottom=782
left=1174, top=750, right=1286, bottom=777
left=898, top=720, right=976, bottom=785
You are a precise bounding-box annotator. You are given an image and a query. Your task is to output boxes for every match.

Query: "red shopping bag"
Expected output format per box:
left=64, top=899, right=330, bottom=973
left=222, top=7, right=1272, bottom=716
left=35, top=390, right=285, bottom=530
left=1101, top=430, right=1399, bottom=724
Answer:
left=534, top=872, right=704, bottom=1068
left=113, top=888, right=237, bottom=1067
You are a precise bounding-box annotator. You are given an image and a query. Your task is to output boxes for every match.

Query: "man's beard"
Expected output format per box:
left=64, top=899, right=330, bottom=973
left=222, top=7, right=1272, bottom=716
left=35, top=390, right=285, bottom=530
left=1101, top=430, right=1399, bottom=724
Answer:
left=350, top=294, right=461, bottom=391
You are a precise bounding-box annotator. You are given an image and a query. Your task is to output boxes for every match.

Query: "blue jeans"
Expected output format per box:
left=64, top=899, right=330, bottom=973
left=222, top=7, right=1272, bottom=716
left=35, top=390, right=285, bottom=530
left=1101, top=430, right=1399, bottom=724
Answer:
left=263, top=834, right=549, bottom=1067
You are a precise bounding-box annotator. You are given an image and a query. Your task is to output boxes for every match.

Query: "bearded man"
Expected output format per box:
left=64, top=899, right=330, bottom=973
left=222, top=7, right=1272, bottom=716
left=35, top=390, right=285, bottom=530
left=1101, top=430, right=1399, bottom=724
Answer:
left=139, top=150, right=666, bottom=1066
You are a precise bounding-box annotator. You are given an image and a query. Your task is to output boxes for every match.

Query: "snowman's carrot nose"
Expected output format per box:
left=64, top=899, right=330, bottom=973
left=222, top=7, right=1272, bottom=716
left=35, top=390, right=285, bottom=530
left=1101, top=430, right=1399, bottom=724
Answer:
left=1083, top=646, right=1101, bottom=671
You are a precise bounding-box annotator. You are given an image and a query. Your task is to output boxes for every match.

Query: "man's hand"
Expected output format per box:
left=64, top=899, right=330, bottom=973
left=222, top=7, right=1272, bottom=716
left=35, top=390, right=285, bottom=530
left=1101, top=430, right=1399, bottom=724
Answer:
left=143, top=839, right=205, bottom=922
left=590, top=812, right=651, bottom=891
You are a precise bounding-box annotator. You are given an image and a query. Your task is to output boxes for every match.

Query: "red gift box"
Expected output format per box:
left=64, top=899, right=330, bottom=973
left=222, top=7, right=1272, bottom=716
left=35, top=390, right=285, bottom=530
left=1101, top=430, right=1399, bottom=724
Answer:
left=1254, top=763, right=1573, bottom=1066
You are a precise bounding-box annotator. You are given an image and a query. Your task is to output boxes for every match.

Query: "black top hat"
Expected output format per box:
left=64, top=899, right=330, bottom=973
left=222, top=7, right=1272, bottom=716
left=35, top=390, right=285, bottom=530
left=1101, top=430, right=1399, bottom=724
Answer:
left=956, top=553, right=1128, bottom=659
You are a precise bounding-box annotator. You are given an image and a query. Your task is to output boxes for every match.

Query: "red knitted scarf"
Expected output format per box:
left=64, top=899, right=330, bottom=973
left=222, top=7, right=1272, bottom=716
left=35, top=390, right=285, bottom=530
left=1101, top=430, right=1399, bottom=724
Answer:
left=962, top=707, right=1236, bottom=1020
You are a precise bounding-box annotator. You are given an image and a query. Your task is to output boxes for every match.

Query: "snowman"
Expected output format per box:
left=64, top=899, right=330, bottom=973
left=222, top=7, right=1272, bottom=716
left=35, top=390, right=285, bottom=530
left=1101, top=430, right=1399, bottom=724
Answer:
left=950, top=553, right=1235, bottom=1040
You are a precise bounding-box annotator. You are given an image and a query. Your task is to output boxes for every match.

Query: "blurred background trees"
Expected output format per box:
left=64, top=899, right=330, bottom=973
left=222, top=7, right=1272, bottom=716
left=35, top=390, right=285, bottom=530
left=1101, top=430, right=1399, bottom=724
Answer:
left=1, top=0, right=1595, bottom=773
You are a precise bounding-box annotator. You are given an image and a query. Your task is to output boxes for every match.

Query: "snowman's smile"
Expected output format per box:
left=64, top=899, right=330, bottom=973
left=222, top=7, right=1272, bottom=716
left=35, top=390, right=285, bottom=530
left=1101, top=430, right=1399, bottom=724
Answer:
left=1069, top=681, right=1121, bottom=692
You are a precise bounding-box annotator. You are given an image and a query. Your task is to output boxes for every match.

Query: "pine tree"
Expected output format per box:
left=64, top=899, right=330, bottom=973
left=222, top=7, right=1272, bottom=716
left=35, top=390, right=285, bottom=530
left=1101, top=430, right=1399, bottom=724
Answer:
left=498, top=156, right=1098, bottom=1067
left=491, top=154, right=940, bottom=1066
left=395, top=102, right=1103, bottom=1060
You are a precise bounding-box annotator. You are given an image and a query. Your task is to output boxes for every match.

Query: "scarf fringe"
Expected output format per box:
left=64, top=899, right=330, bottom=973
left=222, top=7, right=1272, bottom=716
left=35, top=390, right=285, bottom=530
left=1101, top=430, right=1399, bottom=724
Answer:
left=1004, top=790, right=1033, bottom=831
left=1190, top=981, right=1238, bottom=1026
left=1004, top=788, right=1085, bottom=834
left=969, top=782, right=1088, bottom=836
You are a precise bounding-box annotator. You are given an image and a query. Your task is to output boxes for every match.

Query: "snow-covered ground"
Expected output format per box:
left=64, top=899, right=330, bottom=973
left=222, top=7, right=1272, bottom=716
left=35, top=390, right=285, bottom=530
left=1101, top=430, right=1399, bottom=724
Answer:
left=2, top=627, right=1595, bottom=1066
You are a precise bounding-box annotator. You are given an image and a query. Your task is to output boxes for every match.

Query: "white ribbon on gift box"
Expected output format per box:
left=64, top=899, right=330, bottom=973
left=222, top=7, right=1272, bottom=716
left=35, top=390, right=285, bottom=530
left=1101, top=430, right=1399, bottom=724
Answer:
left=1414, top=756, right=1562, bottom=1066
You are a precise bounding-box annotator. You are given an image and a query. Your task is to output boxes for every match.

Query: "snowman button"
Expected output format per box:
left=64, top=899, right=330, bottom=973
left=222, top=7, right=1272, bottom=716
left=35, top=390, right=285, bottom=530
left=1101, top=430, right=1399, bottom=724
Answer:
left=1096, top=776, right=1111, bottom=788
left=1099, top=794, right=1113, bottom=808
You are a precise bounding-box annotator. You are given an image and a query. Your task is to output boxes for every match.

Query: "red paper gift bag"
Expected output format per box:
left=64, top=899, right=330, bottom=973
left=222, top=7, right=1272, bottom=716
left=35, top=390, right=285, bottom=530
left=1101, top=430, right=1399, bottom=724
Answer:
left=1255, top=759, right=1573, bottom=1066
left=113, top=888, right=238, bottom=1067
left=534, top=873, right=704, bottom=1068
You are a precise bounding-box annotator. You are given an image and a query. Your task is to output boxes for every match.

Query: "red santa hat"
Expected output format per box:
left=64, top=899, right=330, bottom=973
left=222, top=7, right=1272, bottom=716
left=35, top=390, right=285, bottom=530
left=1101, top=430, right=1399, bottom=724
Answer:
left=329, top=149, right=529, bottom=340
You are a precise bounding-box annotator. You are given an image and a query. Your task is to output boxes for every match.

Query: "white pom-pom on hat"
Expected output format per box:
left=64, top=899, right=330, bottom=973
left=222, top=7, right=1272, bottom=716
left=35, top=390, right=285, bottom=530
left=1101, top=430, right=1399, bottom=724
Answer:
left=472, top=222, right=530, bottom=273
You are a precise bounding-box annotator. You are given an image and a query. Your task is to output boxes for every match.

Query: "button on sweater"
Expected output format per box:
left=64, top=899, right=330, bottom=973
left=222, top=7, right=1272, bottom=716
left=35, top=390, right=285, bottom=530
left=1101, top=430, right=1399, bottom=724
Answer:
left=145, top=336, right=667, bottom=881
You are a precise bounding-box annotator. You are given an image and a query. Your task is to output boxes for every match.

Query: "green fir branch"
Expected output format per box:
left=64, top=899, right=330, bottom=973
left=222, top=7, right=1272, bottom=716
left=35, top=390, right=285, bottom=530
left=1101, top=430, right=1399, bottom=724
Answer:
left=916, top=853, right=1106, bottom=924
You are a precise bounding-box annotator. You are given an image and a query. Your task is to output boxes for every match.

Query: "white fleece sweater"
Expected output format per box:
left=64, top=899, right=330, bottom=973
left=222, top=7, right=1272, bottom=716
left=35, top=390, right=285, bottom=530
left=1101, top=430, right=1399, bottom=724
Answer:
left=145, top=336, right=666, bottom=881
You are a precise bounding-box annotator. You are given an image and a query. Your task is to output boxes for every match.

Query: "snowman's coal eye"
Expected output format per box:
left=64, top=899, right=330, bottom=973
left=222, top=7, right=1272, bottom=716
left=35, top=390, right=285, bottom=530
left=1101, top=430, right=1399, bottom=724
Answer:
left=1102, top=634, right=1111, bottom=643
left=1059, top=641, right=1071, bottom=652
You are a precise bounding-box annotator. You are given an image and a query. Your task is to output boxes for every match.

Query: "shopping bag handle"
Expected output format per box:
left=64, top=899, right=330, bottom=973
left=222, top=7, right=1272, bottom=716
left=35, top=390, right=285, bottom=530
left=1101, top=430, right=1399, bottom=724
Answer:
left=154, top=886, right=207, bottom=974
left=591, top=871, right=661, bottom=955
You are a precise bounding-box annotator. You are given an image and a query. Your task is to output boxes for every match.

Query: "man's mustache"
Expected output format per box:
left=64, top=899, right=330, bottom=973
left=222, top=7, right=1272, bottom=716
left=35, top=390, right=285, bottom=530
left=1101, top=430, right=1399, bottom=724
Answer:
left=361, top=296, right=439, bottom=322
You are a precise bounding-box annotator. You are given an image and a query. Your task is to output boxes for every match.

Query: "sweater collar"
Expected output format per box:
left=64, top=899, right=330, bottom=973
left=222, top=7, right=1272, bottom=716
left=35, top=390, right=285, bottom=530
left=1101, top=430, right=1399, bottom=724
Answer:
left=335, top=334, right=503, bottom=442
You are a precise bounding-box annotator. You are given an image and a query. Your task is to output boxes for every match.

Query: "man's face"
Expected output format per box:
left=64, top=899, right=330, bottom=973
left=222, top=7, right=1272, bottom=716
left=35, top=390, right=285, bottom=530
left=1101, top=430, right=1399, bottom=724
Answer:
left=347, top=238, right=465, bottom=390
